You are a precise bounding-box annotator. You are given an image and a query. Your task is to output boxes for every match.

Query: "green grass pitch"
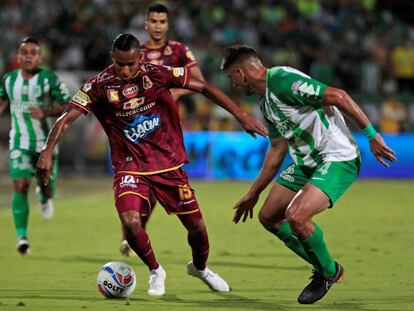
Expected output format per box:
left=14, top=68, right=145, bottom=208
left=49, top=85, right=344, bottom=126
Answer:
left=0, top=178, right=413, bottom=310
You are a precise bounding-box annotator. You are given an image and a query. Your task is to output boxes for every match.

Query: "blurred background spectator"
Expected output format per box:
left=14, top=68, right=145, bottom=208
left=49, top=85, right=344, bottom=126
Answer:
left=1, top=0, right=414, bottom=173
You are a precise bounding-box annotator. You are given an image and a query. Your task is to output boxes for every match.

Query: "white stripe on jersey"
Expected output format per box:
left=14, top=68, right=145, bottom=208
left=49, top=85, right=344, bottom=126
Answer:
left=28, top=75, right=46, bottom=151
left=14, top=111, right=29, bottom=150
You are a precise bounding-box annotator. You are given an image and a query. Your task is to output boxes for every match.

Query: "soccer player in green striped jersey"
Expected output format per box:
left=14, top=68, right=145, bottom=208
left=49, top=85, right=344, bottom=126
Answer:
left=0, top=37, right=70, bottom=255
left=221, top=45, right=397, bottom=304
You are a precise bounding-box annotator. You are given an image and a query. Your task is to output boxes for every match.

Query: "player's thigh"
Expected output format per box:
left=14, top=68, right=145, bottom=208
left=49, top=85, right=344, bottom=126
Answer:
left=259, top=182, right=297, bottom=223
left=113, top=172, right=153, bottom=217
left=9, top=149, right=35, bottom=180
left=286, top=183, right=331, bottom=221
left=151, top=168, right=199, bottom=216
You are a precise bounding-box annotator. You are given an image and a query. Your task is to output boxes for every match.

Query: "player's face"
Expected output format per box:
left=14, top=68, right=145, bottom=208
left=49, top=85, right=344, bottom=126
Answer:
left=17, top=43, right=42, bottom=72
left=112, top=48, right=141, bottom=81
left=226, top=67, right=257, bottom=96
left=146, top=12, right=169, bottom=42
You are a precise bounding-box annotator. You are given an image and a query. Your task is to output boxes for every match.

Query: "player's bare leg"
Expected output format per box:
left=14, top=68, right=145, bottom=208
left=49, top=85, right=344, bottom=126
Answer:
left=285, top=183, right=344, bottom=304
left=258, top=183, right=315, bottom=266
left=179, top=212, right=230, bottom=292
left=116, top=195, right=165, bottom=296
left=12, top=179, right=31, bottom=255
left=35, top=181, right=54, bottom=220
left=119, top=192, right=156, bottom=257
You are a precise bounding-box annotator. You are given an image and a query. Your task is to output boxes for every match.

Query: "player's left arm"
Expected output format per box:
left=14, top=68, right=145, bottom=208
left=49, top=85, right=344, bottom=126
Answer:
left=186, top=77, right=268, bottom=138
left=323, top=86, right=397, bottom=166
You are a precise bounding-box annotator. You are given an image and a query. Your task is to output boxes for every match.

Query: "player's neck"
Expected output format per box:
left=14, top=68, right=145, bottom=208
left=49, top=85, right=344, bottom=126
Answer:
left=21, top=68, right=39, bottom=80
left=146, top=38, right=166, bottom=49
left=253, top=67, right=268, bottom=95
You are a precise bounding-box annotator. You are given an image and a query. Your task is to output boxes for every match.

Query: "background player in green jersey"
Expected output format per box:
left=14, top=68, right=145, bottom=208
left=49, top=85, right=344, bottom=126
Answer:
left=221, top=45, right=397, bottom=304
left=0, top=37, right=70, bottom=255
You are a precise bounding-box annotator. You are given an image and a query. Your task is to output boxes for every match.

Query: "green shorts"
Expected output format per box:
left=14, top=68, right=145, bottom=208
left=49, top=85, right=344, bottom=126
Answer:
left=276, top=157, right=361, bottom=206
left=9, top=149, right=58, bottom=184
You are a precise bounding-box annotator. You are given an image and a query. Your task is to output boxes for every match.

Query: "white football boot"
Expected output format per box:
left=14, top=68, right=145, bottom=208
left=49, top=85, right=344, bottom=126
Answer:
left=148, top=265, right=166, bottom=296
left=119, top=240, right=131, bottom=257
left=186, top=261, right=230, bottom=292
left=35, top=186, right=54, bottom=220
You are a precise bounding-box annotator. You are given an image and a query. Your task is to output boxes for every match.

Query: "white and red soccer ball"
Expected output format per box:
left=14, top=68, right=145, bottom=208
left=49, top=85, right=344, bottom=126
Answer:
left=97, top=261, right=136, bottom=298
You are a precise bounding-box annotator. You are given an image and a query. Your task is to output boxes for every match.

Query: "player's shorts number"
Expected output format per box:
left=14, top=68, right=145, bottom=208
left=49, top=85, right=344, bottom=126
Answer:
left=178, top=185, right=192, bottom=200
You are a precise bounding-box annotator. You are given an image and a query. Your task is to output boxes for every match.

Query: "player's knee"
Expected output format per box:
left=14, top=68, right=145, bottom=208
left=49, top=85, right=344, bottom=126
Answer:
left=13, top=180, right=30, bottom=194
left=186, top=219, right=206, bottom=235
left=120, top=211, right=142, bottom=234
left=285, top=205, right=306, bottom=231
left=258, top=210, right=273, bottom=230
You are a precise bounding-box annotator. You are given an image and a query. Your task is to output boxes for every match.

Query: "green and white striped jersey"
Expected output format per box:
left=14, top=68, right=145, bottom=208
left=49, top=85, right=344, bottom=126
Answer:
left=0, top=69, right=70, bottom=152
left=262, top=66, right=359, bottom=168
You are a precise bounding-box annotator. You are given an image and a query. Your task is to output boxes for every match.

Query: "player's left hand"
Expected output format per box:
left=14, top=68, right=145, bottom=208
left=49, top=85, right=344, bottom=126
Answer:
left=240, top=113, right=268, bottom=138
left=30, top=107, right=45, bottom=119
left=370, top=134, right=397, bottom=167
left=233, top=192, right=259, bottom=223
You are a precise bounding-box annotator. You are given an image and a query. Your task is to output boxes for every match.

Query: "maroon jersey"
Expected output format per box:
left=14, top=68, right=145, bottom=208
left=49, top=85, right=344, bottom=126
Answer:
left=68, top=63, right=190, bottom=174
left=140, top=40, right=197, bottom=68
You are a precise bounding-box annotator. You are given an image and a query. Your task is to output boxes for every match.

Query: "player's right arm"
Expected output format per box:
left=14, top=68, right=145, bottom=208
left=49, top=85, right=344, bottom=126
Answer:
left=36, top=108, right=83, bottom=185
left=233, top=137, right=288, bottom=224
left=0, top=75, right=9, bottom=115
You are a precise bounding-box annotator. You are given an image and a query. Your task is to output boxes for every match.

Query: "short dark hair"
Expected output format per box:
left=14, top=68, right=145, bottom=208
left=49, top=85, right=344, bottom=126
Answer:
left=20, top=36, right=39, bottom=46
left=220, top=44, right=260, bottom=71
left=112, top=33, right=140, bottom=52
left=147, top=2, right=169, bottom=16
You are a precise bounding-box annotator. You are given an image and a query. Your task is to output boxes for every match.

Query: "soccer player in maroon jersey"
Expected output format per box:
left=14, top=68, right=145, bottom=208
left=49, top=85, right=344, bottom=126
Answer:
left=119, top=3, right=206, bottom=257
left=36, top=33, right=267, bottom=296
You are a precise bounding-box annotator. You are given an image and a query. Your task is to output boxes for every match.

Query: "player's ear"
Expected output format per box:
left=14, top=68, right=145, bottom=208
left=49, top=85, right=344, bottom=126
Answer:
left=236, top=68, right=245, bottom=81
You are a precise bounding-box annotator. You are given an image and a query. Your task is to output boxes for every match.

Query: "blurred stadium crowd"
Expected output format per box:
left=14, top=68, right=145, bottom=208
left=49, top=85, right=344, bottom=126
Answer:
left=0, top=0, right=414, bottom=172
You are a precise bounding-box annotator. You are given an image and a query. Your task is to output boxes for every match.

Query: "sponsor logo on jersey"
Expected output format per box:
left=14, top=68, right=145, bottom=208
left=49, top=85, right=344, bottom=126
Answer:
left=123, top=97, right=145, bottom=110
left=143, top=75, right=153, bottom=89
left=124, top=114, right=161, bottom=143
left=116, top=101, right=155, bottom=117
left=9, top=150, right=22, bottom=159
left=291, top=80, right=321, bottom=97
left=122, top=85, right=139, bottom=98
left=276, top=119, right=295, bottom=136
left=164, top=45, right=172, bottom=56
left=280, top=164, right=295, bottom=182
left=147, top=50, right=161, bottom=60
left=120, top=175, right=139, bottom=188
left=107, top=89, right=119, bottom=103
left=186, top=50, right=195, bottom=61
left=172, top=67, right=185, bottom=77
left=72, top=90, right=91, bottom=106
left=82, top=82, right=92, bottom=92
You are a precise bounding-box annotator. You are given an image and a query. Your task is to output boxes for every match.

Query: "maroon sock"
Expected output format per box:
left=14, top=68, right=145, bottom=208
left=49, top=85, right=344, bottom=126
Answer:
left=188, top=227, right=209, bottom=270
left=126, top=228, right=159, bottom=270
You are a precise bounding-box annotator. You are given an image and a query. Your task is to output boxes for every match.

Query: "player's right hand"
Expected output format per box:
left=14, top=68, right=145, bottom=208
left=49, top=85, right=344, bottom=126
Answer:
left=36, top=150, right=53, bottom=185
left=233, top=192, right=259, bottom=223
left=239, top=113, right=268, bottom=138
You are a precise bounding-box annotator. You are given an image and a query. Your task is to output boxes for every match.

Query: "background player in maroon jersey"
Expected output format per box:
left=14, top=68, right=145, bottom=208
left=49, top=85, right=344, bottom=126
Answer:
left=119, top=3, right=207, bottom=257
left=36, top=33, right=267, bottom=296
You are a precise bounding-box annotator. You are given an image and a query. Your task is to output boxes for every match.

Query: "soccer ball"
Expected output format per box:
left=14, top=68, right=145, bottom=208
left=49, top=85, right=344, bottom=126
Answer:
left=97, top=261, right=136, bottom=298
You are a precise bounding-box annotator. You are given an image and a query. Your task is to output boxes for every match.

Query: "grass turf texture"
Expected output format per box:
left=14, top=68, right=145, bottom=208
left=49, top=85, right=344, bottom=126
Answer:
left=0, top=178, right=413, bottom=310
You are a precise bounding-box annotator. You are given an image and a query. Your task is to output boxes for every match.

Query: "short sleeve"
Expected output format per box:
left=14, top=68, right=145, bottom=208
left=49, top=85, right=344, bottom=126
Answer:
left=268, top=67, right=327, bottom=107
left=68, top=81, right=98, bottom=114
left=158, top=66, right=189, bottom=89
left=180, top=44, right=197, bottom=68
left=49, top=73, right=71, bottom=105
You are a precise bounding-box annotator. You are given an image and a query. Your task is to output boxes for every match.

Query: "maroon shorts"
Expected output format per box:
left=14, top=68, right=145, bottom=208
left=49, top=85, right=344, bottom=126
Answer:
left=113, top=168, right=199, bottom=217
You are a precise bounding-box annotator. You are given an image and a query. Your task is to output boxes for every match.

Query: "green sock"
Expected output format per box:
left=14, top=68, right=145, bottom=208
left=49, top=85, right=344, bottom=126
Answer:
left=300, top=223, right=336, bottom=277
left=11, top=192, right=29, bottom=238
left=270, top=221, right=318, bottom=270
